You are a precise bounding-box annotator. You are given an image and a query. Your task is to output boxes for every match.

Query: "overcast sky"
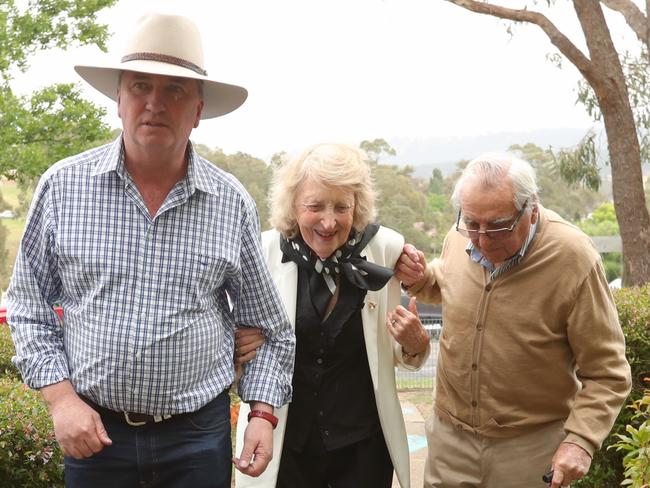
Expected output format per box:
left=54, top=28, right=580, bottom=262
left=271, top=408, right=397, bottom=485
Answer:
left=11, top=0, right=639, bottom=161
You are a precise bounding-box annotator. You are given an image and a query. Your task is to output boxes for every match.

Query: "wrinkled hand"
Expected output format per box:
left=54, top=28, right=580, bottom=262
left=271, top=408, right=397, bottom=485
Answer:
left=233, top=410, right=274, bottom=477
left=43, top=383, right=112, bottom=459
left=387, top=296, right=429, bottom=357
left=395, top=243, right=426, bottom=286
left=235, top=327, right=265, bottom=366
left=549, top=442, right=592, bottom=487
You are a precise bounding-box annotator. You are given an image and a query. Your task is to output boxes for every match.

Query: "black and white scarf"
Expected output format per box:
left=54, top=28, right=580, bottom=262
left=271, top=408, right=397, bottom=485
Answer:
left=280, top=223, right=394, bottom=317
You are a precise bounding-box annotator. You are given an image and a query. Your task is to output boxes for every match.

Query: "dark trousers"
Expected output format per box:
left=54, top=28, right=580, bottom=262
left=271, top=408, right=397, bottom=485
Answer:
left=64, top=390, right=231, bottom=488
left=276, top=423, right=394, bottom=488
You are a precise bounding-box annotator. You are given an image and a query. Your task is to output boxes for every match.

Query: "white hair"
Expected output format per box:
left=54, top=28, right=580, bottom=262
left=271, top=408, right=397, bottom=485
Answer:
left=451, top=152, right=539, bottom=211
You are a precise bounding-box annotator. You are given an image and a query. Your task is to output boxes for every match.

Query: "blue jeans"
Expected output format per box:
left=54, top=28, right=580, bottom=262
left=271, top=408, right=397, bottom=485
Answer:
left=65, top=390, right=232, bottom=488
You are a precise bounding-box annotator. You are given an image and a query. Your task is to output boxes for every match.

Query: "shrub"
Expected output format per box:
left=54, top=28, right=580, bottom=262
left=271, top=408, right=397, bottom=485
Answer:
left=611, top=388, right=650, bottom=487
left=0, top=377, right=64, bottom=487
left=575, top=285, right=650, bottom=487
left=0, top=325, right=20, bottom=379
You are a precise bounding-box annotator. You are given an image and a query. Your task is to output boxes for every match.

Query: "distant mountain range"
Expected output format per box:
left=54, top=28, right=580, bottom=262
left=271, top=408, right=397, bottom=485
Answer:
left=383, top=128, right=591, bottom=177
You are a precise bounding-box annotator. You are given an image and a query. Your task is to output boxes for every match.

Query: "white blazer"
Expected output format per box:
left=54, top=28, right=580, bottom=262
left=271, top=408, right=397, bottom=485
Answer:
left=236, top=226, right=429, bottom=488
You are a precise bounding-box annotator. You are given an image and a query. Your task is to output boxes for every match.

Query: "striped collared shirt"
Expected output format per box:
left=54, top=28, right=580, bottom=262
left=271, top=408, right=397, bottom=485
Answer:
left=7, top=136, right=295, bottom=414
left=466, top=221, right=538, bottom=280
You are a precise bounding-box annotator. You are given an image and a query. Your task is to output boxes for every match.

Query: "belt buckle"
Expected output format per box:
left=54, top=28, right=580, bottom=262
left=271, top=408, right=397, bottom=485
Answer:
left=124, top=411, right=147, bottom=427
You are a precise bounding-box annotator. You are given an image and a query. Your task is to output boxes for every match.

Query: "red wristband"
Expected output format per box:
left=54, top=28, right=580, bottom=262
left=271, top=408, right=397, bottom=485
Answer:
left=248, top=409, right=278, bottom=429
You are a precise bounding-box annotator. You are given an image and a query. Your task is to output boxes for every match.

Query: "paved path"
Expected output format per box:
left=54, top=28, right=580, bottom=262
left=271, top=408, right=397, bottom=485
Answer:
left=393, top=401, right=428, bottom=488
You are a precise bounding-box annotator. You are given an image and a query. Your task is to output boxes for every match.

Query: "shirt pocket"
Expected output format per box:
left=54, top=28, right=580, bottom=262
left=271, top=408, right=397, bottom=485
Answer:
left=160, top=252, right=230, bottom=304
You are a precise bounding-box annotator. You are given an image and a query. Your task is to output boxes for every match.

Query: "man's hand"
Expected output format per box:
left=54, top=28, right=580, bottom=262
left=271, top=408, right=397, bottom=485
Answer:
left=395, top=243, right=426, bottom=286
left=233, top=402, right=274, bottom=477
left=549, top=442, right=592, bottom=487
left=387, top=296, right=429, bottom=357
left=235, top=327, right=265, bottom=366
left=41, top=380, right=112, bottom=459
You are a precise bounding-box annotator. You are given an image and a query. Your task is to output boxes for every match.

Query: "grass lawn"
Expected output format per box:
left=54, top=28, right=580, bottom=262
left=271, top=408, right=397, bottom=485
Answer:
left=4, top=217, right=25, bottom=270
left=399, top=389, right=434, bottom=421
left=0, top=180, right=20, bottom=210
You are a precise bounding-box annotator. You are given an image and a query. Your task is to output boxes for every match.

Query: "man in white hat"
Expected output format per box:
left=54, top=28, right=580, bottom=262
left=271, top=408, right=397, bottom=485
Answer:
left=7, top=13, right=295, bottom=488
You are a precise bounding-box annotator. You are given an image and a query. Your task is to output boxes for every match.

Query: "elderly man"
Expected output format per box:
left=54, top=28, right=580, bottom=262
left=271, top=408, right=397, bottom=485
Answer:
left=397, top=153, right=631, bottom=488
left=7, top=13, right=294, bottom=488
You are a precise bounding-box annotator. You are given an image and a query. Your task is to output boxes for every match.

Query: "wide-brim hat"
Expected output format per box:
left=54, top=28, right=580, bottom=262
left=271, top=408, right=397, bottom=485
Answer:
left=74, top=13, right=247, bottom=119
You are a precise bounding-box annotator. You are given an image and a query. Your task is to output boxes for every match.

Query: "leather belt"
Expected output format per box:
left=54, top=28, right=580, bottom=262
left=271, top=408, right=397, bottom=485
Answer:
left=81, top=396, right=176, bottom=427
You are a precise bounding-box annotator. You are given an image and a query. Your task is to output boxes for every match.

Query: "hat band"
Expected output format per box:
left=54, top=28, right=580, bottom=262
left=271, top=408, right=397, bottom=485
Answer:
left=121, top=52, right=207, bottom=76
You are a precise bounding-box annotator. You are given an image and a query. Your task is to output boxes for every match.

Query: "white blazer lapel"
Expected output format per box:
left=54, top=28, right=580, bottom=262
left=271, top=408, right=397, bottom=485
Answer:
left=360, top=243, right=381, bottom=387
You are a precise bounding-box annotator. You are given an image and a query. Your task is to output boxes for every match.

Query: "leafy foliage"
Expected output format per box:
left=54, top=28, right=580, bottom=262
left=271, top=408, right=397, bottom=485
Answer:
left=0, top=376, right=64, bottom=487
left=0, top=83, right=112, bottom=181
left=0, top=0, right=115, bottom=78
left=195, top=145, right=274, bottom=230
left=0, top=0, right=117, bottom=181
left=577, top=202, right=622, bottom=281
left=0, top=325, right=19, bottom=379
left=611, top=388, right=650, bottom=487
left=510, top=143, right=605, bottom=221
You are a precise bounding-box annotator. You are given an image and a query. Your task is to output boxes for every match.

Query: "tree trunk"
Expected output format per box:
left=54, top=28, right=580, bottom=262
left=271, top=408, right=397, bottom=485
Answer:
left=574, top=0, right=650, bottom=286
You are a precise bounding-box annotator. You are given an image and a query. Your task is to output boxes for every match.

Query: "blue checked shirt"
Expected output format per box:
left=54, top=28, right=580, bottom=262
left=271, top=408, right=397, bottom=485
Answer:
left=7, top=136, right=295, bottom=415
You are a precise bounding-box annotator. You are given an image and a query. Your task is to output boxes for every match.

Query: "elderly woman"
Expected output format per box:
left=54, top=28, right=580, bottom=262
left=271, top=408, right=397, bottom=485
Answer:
left=235, top=143, right=430, bottom=488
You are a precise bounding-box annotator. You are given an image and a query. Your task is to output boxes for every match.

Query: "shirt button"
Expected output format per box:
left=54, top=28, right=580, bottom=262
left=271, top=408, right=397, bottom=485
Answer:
left=471, top=363, right=478, bottom=371
left=323, top=430, right=329, bottom=436
left=319, top=410, right=324, bottom=417
left=471, top=401, right=478, bottom=407
left=476, top=324, right=483, bottom=331
left=316, top=358, right=323, bottom=365
left=485, top=284, right=492, bottom=292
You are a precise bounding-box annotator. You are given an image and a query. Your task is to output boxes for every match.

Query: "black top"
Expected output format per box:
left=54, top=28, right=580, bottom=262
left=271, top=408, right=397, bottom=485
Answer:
left=283, top=267, right=382, bottom=451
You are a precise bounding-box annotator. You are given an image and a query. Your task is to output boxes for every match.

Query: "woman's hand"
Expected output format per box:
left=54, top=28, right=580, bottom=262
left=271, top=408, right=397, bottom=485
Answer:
left=387, top=297, right=429, bottom=357
left=235, top=327, right=266, bottom=366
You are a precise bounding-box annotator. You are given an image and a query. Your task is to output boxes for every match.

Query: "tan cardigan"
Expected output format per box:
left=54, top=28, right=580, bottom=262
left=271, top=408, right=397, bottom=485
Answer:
left=408, top=206, right=631, bottom=455
left=236, top=226, right=429, bottom=487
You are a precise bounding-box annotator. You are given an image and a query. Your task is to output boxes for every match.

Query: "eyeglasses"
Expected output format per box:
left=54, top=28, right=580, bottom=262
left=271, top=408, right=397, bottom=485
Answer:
left=456, top=200, right=528, bottom=240
left=300, top=202, right=354, bottom=216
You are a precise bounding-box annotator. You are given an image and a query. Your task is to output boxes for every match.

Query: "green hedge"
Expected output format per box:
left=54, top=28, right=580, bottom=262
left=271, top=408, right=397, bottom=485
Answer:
left=0, top=325, right=20, bottom=379
left=575, top=285, right=650, bottom=487
left=0, top=376, right=64, bottom=487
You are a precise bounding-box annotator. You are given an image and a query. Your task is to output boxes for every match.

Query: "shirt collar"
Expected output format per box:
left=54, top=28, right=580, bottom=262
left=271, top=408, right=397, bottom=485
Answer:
left=90, top=135, right=218, bottom=197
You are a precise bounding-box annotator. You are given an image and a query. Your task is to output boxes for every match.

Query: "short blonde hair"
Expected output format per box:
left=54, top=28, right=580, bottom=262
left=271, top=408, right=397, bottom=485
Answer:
left=269, top=143, right=377, bottom=238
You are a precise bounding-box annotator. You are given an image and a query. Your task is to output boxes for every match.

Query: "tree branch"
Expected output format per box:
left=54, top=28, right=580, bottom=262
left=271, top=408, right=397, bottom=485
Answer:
left=600, top=0, right=648, bottom=49
left=445, top=0, right=595, bottom=81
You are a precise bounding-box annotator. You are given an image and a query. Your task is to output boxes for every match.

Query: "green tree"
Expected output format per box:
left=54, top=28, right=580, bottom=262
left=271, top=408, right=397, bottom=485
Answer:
left=510, top=143, right=605, bottom=222
left=0, top=0, right=117, bottom=181
left=373, top=163, right=437, bottom=255
left=428, top=168, right=445, bottom=195
left=577, top=202, right=622, bottom=281
left=360, top=138, right=396, bottom=164
left=445, top=0, right=650, bottom=285
left=196, top=145, right=274, bottom=230
left=0, top=220, right=8, bottom=287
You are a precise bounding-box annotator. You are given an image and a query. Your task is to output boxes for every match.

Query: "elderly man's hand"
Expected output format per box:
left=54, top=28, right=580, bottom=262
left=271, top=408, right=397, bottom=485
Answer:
left=395, top=243, right=426, bottom=286
left=549, top=442, right=592, bottom=487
